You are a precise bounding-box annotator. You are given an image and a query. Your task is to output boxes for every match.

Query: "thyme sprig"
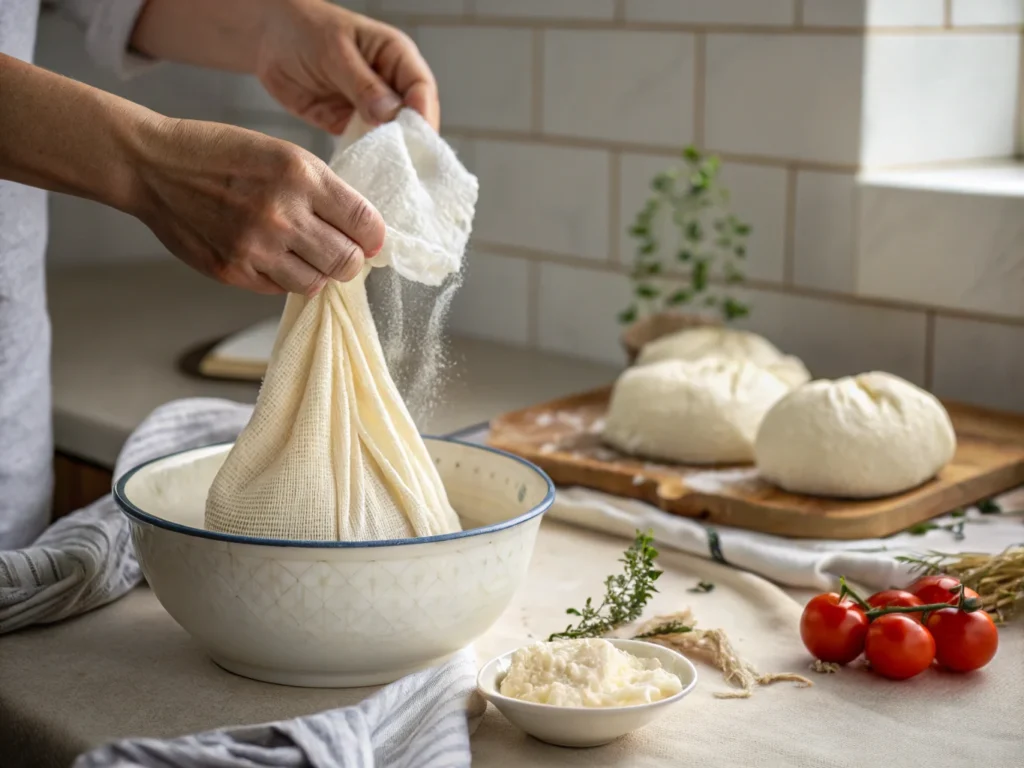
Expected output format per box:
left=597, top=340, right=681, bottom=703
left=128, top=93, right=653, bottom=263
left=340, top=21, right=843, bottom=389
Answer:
left=548, top=530, right=664, bottom=641
left=619, top=145, right=752, bottom=326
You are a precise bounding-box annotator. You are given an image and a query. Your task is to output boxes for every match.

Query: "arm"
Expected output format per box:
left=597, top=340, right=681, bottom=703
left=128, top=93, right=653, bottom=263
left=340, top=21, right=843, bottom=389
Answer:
left=0, top=53, right=384, bottom=295
left=0, top=53, right=150, bottom=211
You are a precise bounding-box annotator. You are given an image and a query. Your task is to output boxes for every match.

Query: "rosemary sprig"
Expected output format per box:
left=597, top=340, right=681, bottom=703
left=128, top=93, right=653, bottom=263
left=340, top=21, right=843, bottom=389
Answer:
left=633, top=621, right=692, bottom=639
left=689, top=580, right=715, bottom=594
left=548, top=530, right=664, bottom=641
left=619, top=145, right=753, bottom=326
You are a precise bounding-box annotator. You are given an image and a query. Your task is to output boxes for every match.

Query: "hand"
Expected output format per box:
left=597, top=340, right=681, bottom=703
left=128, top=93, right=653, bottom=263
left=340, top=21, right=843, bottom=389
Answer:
left=255, top=0, right=439, bottom=133
left=131, top=117, right=386, bottom=296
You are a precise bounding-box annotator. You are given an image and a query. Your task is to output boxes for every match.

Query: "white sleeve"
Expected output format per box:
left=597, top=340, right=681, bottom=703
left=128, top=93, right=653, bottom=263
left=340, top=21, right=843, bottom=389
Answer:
left=51, top=0, right=156, bottom=78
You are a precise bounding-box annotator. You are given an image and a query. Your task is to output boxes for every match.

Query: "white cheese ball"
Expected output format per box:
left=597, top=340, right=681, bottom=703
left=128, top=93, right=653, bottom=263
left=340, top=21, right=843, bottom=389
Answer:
left=603, top=357, right=791, bottom=465
left=754, top=371, right=957, bottom=499
left=636, top=327, right=810, bottom=389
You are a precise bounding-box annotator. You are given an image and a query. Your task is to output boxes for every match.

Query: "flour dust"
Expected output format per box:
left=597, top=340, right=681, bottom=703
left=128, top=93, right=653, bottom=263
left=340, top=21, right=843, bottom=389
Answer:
left=365, top=265, right=463, bottom=428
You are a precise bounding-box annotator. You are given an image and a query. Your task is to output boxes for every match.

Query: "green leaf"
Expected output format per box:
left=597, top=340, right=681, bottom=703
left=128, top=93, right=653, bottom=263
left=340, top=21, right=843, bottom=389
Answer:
left=734, top=245, right=747, bottom=258
left=638, top=240, right=657, bottom=256
left=722, top=298, right=749, bottom=321
left=635, top=283, right=660, bottom=299
left=734, top=222, right=752, bottom=236
left=651, top=172, right=675, bottom=193
left=677, top=249, right=693, bottom=262
left=685, top=221, right=703, bottom=243
left=702, top=155, right=721, bottom=176
left=951, top=508, right=966, bottom=518
left=691, top=259, right=709, bottom=291
left=724, top=263, right=745, bottom=285
left=628, top=224, right=649, bottom=238
left=906, top=522, right=938, bottom=535
left=977, top=499, right=1002, bottom=514
left=644, top=261, right=663, bottom=276
left=682, top=145, right=701, bottom=164
left=667, top=289, right=691, bottom=306
left=618, top=305, right=638, bottom=324
left=716, top=236, right=732, bottom=249
left=688, top=580, right=715, bottom=594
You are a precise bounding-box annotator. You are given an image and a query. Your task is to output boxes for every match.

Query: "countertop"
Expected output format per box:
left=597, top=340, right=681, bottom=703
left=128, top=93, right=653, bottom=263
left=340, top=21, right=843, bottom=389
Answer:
left=19, top=261, right=1020, bottom=768
left=48, top=261, right=618, bottom=468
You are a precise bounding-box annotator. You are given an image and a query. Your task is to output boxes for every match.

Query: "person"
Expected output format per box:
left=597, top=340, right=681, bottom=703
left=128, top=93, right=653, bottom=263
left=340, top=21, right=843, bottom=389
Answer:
left=0, top=0, right=440, bottom=549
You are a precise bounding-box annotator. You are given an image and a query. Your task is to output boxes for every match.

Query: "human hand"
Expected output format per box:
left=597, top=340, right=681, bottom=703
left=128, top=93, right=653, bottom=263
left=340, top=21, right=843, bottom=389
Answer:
left=255, top=0, right=439, bottom=133
left=131, top=117, right=385, bottom=296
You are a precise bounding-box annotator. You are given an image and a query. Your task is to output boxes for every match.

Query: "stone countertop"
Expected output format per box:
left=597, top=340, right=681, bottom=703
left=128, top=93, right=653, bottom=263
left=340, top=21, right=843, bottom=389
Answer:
left=48, top=261, right=618, bottom=468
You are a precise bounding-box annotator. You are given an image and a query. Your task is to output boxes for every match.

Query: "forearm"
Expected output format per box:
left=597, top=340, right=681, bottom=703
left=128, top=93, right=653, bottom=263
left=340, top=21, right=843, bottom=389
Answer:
left=0, top=54, right=158, bottom=213
left=130, top=0, right=288, bottom=74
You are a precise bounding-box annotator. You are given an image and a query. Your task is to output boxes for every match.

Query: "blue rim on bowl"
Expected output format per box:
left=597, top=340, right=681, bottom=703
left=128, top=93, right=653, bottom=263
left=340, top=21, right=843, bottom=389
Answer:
left=113, top=436, right=555, bottom=549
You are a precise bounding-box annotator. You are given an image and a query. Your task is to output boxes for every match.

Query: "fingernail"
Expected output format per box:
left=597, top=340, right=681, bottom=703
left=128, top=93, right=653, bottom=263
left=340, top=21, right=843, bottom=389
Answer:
left=368, top=93, right=403, bottom=123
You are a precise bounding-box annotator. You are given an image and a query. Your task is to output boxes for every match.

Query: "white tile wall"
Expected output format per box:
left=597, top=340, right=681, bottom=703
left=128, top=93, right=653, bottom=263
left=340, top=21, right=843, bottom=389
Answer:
left=449, top=251, right=532, bottom=344
left=537, top=263, right=631, bottom=365
left=625, top=0, right=795, bottom=25
left=47, top=197, right=167, bottom=266
left=418, top=27, right=533, bottom=131
left=379, top=0, right=466, bottom=14
left=542, top=30, right=695, bottom=146
left=952, top=0, right=1024, bottom=25
left=736, top=289, right=929, bottom=383
left=793, top=171, right=858, bottom=291
left=474, top=0, right=616, bottom=19
left=705, top=34, right=863, bottom=164
left=616, top=153, right=786, bottom=281
left=933, top=316, right=1024, bottom=412
left=802, top=0, right=945, bottom=27
left=860, top=34, right=1020, bottom=166
left=857, top=181, right=1024, bottom=317
left=473, top=140, right=611, bottom=257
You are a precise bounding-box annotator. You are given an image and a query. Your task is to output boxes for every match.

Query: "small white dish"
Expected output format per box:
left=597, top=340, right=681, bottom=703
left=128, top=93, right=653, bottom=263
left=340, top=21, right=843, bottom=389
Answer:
left=477, top=638, right=698, bottom=748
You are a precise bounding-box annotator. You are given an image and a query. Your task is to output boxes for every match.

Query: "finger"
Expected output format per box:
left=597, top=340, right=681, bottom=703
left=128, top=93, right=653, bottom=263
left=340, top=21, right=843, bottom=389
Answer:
left=305, top=98, right=356, bottom=135
left=403, top=81, right=439, bottom=131
left=258, top=251, right=328, bottom=297
left=331, top=39, right=403, bottom=125
left=289, top=213, right=365, bottom=283
left=313, top=172, right=386, bottom=257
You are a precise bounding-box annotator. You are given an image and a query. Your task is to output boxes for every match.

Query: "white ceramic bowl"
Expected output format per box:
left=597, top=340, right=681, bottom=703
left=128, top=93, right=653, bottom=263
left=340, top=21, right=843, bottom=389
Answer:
left=115, top=438, right=553, bottom=688
left=477, top=639, right=698, bottom=748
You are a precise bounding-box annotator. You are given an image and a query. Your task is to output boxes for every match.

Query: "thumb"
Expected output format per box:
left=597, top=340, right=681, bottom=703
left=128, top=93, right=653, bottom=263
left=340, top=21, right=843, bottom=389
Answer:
left=333, top=41, right=403, bottom=125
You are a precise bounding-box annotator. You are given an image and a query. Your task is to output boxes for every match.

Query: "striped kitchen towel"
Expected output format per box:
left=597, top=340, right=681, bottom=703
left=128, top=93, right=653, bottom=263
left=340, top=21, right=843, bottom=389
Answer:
left=74, top=646, right=480, bottom=768
left=0, top=398, right=253, bottom=634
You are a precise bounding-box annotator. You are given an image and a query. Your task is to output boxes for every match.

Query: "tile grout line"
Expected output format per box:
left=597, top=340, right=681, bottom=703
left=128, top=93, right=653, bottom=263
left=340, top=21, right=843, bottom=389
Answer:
left=442, top=126, right=1017, bottom=174
left=693, top=32, right=706, bottom=148
left=614, top=0, right=626, bottom=22
left=783, top=167, right=798, bottom=285
left=794, top=0, right=804, bottom=27
left=376, top=13, right=1019, bottom=35
left=924, top=311, right=936, bottom=390
left=470, top=239, right=1024, bottom=329
left=1017, top=30, right=1024, bottom=157
left=608, top=151, right=622, bottom=264
left=526, top=260, right=541, bottom=346
left=531, top=28, right=544, bottom=136
left=944, top=0, right=953, bottom=28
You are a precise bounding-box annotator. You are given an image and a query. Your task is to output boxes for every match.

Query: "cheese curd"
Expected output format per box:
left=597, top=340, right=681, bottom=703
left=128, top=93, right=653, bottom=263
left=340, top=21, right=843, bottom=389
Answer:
left=498, top=639, right=683, bottom=707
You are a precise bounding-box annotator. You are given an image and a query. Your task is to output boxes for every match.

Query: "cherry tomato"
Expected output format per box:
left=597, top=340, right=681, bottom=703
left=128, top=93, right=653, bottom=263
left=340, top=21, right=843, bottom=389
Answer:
left=864, top=613, right=935, bottom=680
left=800, top=593, right=869, bottom=664
left=926, top=607, right=999, bottom=672
left=908, top=575, right=980, bottom=607
left=866, top=590, right=924, bottom=621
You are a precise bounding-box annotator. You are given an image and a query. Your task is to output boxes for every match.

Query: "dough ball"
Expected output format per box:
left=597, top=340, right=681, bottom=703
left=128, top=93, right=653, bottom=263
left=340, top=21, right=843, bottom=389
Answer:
left=637, top=327, right=810, bottom=389
left=603, top=357, right=791, bottom=465
left=754, top=371, right=957, bottom=499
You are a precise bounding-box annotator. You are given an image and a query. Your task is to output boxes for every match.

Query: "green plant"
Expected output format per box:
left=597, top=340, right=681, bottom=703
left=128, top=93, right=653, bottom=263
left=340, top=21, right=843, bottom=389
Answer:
left=618, top=145, right=752, bottom=326
left=549, top=530, right=664, bottom=641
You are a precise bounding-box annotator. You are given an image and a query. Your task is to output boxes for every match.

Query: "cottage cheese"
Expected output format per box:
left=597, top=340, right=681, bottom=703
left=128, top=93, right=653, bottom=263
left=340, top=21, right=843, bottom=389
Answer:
left=498, top=639, right=683, bottom=707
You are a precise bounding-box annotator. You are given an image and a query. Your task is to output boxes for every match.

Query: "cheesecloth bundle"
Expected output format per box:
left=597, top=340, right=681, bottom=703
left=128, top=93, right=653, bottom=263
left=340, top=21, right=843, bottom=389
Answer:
left=204, top=109, right=478, bottom=541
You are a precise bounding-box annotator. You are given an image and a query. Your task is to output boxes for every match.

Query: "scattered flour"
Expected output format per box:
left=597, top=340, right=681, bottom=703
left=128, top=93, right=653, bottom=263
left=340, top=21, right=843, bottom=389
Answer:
left=684, top=467, right=763, bottom=495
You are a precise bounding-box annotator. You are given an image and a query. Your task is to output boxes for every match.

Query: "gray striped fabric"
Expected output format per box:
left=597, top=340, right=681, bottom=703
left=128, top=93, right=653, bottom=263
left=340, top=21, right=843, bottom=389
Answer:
left=0, top=398, right=479, bottom=766
left=74, top=647, right=478, bottom=768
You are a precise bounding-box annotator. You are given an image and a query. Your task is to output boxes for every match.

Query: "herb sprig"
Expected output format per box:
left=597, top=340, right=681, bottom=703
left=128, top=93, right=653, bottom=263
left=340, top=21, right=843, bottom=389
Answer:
left=548, top=530, right=664, bottom=641
left=619, top=145, right=752, bottom=326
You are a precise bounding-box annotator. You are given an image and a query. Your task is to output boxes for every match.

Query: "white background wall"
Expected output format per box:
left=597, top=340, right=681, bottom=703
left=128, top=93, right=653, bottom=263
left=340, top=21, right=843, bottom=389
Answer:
left=36, top=0, right=1024, bottom=411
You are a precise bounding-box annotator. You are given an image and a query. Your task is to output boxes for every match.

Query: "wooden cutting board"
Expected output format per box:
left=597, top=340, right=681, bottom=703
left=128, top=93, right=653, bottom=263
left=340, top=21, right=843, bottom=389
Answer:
left=488, top=387, right=1024, bottom=540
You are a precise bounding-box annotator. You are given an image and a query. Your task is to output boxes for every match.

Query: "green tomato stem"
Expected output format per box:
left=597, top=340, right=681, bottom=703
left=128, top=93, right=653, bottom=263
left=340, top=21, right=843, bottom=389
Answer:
left=838, top=576, right=872, bottom=611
